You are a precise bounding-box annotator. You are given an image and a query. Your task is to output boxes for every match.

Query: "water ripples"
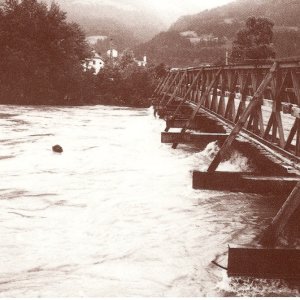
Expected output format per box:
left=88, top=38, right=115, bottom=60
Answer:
left=0, top=104, right=299, bottom=296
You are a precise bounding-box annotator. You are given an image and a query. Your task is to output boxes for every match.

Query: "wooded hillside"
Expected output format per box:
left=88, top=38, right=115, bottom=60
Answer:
left=135, top=0, right=300, bottom=67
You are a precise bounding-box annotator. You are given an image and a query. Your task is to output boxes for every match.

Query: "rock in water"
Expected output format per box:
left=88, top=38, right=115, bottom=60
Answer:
left=52, top=145, right=63, bottom=153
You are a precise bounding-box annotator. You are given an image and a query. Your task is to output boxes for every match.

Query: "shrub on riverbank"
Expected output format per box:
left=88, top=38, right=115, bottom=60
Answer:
left=94, top=50, right=163, bottom=108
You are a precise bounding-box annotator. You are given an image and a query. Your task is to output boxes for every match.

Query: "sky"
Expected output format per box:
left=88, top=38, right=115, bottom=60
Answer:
left=71, top=0, right=234, bottom=24
left=149, top=0, right=233, bottom=14
left=148, top=0, right=234, bottom=23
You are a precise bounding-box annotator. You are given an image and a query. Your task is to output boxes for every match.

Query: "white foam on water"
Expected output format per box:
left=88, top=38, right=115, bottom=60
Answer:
left=217, top=273, right=300, bottom=297
left=193, top=141, right=253, bottom=172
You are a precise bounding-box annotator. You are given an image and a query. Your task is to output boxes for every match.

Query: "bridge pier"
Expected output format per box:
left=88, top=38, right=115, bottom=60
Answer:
left=165, top=115, right=227, bottom=133
left=192, top=171, right=298, bottom=195
left=161, top=132, right=229, bottom=148
left=260, top=181, right=300, bottom=246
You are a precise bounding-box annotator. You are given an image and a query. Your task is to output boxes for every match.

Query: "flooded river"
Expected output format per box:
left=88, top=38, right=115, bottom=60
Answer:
left=0, top=105, right=298, bottom=296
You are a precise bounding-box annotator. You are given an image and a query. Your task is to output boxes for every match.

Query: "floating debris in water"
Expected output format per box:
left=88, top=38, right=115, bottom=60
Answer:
left=52, top=145, right=63, bottom=153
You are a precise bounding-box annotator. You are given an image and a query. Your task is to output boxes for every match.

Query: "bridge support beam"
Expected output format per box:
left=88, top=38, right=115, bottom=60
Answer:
left=165, top=117, right=226, bottom=133
left=161, top=132, right=229, bottom=147
left=193, top=171, right=299, bottom=195
left=154, top=102, right=193, bottom=119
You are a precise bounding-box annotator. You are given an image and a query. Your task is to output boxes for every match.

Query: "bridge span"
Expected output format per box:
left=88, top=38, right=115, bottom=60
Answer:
left=151, top=58, right=300, bottom=246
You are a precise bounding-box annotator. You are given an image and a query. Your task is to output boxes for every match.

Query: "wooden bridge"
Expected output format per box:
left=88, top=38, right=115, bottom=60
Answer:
left=151, top=58, right=300, bottom=246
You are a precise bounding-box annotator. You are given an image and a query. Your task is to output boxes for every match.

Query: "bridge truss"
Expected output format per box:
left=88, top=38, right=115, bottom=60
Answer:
left=152, top=58, right=300, bottom=245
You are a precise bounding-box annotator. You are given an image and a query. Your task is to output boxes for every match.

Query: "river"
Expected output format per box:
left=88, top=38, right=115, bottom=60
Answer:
left=0, top=105, right=298, bottom=297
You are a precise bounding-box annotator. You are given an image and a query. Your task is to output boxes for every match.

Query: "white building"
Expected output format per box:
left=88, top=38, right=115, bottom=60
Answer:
left=135, top=56, right=147, bottom=67
left=107, top=49, right=118, bottom=59
left=83, top=51, right=105, bottom=75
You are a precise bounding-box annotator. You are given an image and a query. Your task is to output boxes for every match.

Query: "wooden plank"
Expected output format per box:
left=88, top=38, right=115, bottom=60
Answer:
left=217, top=73, right=226, bottom=116
left=207, top=62, right=278, bottom=172
left=193, top=171, right=298, bottom=195
left=224, top=72, right=238, bottom=121
left=210, top=80, right=219, bottom=112
left=228, top=247, right=300, bottom=279
left=235, top=72, right=250, bottom=122
left=205, top=72, right=213, bottom=108
left=261, top=181, right=300, bottom=245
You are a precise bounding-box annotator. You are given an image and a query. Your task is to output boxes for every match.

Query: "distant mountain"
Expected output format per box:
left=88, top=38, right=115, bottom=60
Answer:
left=170, top=0, right=300, bottom=35
left=42, top=0, right=168, bottom=53
left=135, top=0, right=300, bottom=67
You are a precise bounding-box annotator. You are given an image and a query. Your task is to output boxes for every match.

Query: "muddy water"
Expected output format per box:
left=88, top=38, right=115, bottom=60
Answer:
left=0, top=105, right=298, bottom=297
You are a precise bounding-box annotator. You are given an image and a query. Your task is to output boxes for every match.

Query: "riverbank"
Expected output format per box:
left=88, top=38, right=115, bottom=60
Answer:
left=93, top=95, right=151, bottom=108
left=0, top=97, right=151, bottom=109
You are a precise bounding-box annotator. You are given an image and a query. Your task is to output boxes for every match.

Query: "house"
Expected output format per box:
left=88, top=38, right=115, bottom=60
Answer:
left=83, top=51, right=105, bottom=75
left=135, top=55, right=147, bottom=67
left=180, top=31, right=198, bottom=38
left=180, top=31, right=219, bottom=45
left=107, top=49, right=119, bottom=59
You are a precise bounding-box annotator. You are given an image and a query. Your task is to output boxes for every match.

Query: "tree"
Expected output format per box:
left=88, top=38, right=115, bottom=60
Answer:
left=231, top=16, right=276, bottom=62
left=0, top=0, right=92, bottom=104
left=94, top=49, right=156, bottom=107
left=154, top=63, right=168, bottom=78
left=117, top=48, right=135, bottom=69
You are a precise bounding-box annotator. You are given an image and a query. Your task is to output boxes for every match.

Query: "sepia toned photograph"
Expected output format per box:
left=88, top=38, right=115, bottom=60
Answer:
left=0, top=0, right=300, bottom=297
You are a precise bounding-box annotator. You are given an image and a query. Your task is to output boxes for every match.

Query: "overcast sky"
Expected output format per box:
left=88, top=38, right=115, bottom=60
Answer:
left=71, top=0, right=234, bottom=24
left=148, top=0, right=234, bottom=23
left=149, top=0, right=233, bottom=14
